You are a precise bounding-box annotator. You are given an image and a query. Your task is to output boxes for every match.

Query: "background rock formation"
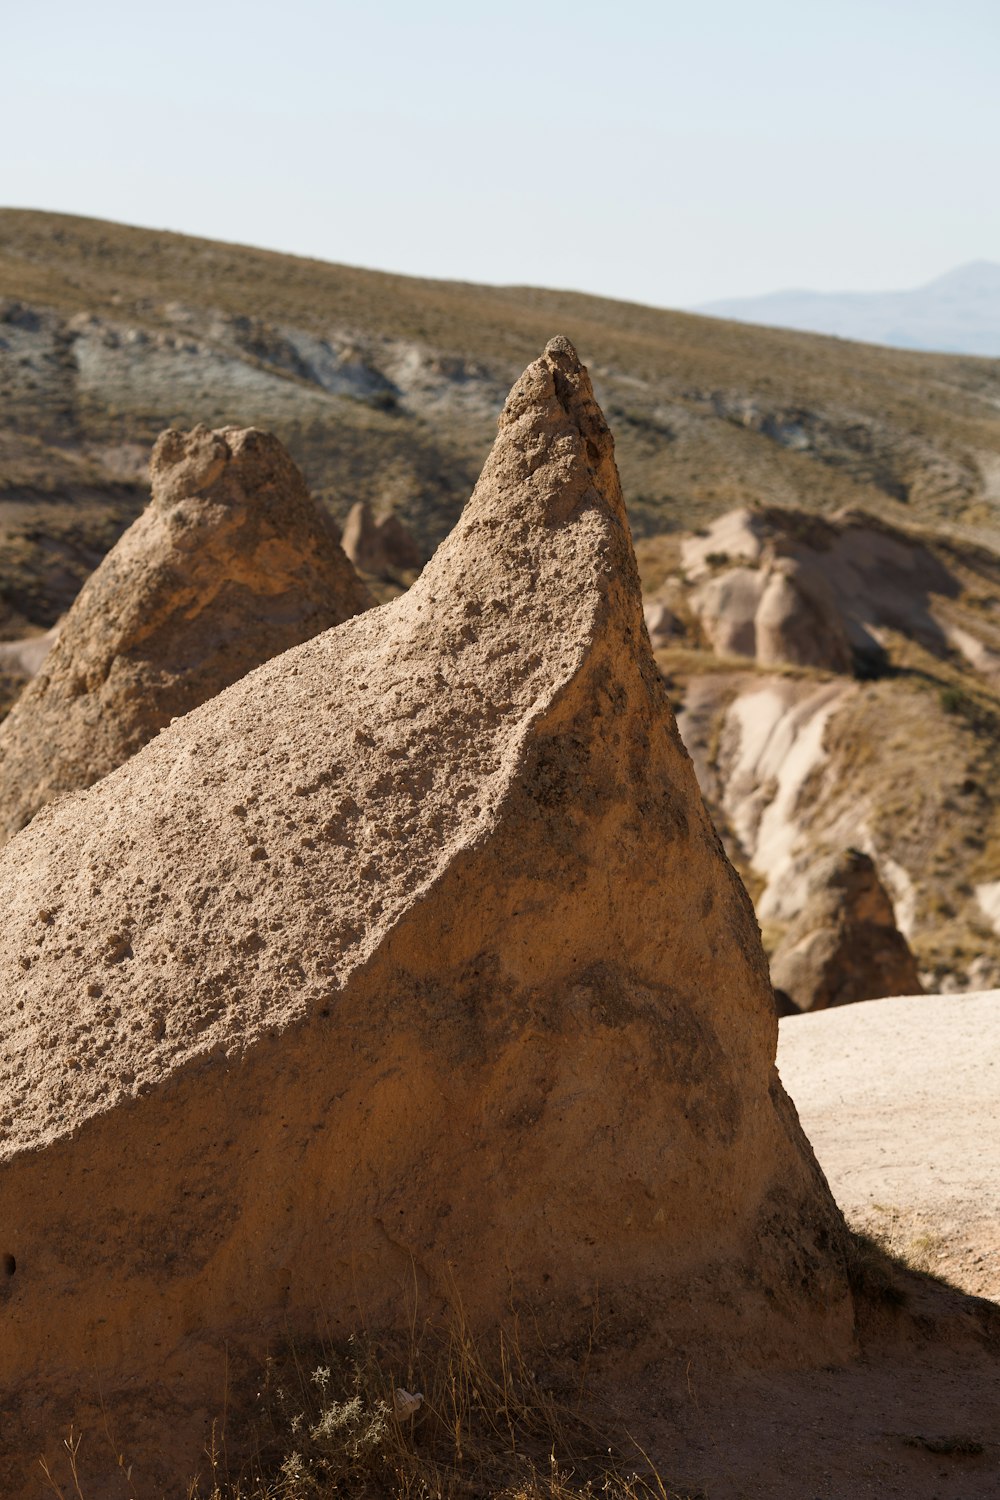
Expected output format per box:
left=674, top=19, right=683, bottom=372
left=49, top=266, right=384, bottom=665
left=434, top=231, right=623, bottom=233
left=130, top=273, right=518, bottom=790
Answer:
left=769, top=849, right=923, bottom=1011
left=0, top=623, right=58, bottom=722
left=340, top=498, right=423, bottom=579
left=683, top=506, right=960, bottom=675
left=0, top=425, right=372, bottom=843
left=0, top=340, right=852, bottom=1495
left=654, top=503, right=1000, bottom=992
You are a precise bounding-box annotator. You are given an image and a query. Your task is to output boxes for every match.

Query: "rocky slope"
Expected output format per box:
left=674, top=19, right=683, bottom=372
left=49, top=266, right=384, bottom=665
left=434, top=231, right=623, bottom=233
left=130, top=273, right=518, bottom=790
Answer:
left=0, top=425, right=371, bottom=842
left=2, top=209, right=1000, bottom=636
left=652, top=505, right=1000, bottom=990
left=3, top=205, right=996, bottom=989
left=0, top=341, right=854, bottom=1497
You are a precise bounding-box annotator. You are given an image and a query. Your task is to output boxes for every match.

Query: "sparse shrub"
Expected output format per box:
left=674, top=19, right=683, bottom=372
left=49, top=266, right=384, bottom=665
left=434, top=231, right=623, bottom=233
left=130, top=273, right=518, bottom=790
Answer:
left=163, top=1319, right=683, bottom=1500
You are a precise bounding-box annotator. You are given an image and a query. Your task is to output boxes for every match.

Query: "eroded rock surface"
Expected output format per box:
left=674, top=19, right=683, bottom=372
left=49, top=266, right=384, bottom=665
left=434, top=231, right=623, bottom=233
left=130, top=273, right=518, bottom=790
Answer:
left=0, top=425, right=372, bottom=842
left=770, top=848, right=924, bottom=1011
left=0, top=342, right=852, bottom=1496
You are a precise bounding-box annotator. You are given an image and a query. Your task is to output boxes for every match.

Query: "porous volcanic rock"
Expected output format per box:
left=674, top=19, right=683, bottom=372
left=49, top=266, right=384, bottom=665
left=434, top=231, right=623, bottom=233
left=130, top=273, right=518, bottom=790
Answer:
left=0, top=425, right=372, bottom=842
left=341, top=498, right=423, bottom=577
left=0, top=341, right=853, bottom=1495
left=770, top=848, right=924, bottom=1011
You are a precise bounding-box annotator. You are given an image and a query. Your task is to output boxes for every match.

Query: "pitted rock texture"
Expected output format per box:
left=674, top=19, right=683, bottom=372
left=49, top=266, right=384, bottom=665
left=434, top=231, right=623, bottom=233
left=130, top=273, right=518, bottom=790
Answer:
left=770, top=848, right=924, bottom=1011
left=0, top=425, right=372, bottom=842
left=0, top=341, right=853, bottom=1496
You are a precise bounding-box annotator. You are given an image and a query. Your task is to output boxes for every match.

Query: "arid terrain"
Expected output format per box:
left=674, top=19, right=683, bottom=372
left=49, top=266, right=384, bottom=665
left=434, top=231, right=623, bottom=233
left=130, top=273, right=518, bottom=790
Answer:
left=778, top=989, right=1000, bottom=1302
left=3, top=208, right=1000, bottom=633
left=0, top=221, right=998, bottom=1499
left=4, top=212, right=1000, bottom=989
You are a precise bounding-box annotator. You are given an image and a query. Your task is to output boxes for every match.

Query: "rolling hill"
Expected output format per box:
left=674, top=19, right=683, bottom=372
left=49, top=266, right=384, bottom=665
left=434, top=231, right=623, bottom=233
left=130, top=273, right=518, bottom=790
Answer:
left=2, top=209, right=1000, bottom=633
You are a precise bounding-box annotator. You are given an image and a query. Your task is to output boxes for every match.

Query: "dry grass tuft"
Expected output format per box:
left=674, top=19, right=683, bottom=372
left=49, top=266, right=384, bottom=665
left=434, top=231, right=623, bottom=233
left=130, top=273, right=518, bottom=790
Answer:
left=41, top=1314, right=692, bottom=1500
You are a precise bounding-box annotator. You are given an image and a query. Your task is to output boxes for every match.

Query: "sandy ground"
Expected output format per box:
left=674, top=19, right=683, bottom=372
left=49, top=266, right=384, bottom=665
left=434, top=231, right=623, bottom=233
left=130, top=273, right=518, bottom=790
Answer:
left=777, top=989, right=1000, bottom=1299
left=779, top=984, right=995, bottom=1302
left=623, top=993, right=1000, bottom=1498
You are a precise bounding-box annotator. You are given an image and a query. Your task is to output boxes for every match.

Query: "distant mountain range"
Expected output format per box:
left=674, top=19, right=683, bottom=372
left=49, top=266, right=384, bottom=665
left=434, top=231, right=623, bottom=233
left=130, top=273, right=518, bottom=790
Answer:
left=697, top=262, right=1000, bottom=357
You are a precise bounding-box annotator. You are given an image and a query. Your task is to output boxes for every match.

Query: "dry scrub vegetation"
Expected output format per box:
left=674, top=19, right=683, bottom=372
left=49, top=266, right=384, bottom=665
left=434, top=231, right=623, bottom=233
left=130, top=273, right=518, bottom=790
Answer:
left=39, top=1233, right=966, bottom=1500
left=42, top=1316, right=687, bottom=1500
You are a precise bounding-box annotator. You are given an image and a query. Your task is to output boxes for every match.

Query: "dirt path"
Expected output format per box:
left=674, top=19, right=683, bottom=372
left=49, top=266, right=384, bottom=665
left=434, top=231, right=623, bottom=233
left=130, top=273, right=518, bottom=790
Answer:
left=777, top=989, right=1000, bottom=1299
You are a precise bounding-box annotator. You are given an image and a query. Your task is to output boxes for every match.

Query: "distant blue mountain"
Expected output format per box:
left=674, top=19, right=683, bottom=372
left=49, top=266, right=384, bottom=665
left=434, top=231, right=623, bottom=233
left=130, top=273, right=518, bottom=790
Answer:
left=696, top=262, right=1000, bottom=357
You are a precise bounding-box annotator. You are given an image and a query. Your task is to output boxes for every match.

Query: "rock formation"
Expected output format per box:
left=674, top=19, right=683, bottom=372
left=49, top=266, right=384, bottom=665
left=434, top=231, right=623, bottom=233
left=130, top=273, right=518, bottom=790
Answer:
left=691, top=554, right=853, bottom=673
left=340, top=498, right=422, bottom=577
left=0, top=623, right=58, bottom=722
left=684, top=505, right=959, bottom=676
left=0, top=341, right=853, bottom=1496
left=0, top=425, right=372, bottom=843
left=642, top=598, right=684, bottom=649
left=770, top=848, right=924, bottom=1011
left=0, top=623, right=59, bottom=682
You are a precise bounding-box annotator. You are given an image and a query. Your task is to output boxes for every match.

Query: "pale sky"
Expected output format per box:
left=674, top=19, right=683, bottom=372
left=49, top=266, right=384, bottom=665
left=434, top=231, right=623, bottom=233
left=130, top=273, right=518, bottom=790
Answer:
left=3, top=0, right=998, bottom=308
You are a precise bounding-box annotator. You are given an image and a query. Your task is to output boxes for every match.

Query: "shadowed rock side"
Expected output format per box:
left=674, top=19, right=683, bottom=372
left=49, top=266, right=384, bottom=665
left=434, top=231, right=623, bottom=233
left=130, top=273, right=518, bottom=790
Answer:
left=770, top=848, right=924, bottom=1011
left=0, top=341, right=853, bottom=1495
left=0, top=425, right=373, bottom=843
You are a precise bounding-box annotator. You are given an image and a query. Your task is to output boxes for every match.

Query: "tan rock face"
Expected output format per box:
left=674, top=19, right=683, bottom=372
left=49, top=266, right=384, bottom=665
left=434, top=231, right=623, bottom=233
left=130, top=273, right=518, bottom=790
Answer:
left=0, top=425, right=372, bottom=843
left=770, top=848, right=924, bottom=1011
left=0, top=342, right=852, bottom=1495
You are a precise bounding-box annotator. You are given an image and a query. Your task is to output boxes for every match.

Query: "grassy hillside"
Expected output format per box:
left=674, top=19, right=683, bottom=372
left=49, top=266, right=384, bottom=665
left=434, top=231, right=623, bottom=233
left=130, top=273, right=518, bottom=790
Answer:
left=2, top=208, right=1000, bottom=632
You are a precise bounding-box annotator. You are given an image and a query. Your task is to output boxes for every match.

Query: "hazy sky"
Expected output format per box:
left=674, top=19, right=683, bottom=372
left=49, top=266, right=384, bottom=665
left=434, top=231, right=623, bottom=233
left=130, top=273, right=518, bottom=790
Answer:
left=3, top=0, right=998, bottom=308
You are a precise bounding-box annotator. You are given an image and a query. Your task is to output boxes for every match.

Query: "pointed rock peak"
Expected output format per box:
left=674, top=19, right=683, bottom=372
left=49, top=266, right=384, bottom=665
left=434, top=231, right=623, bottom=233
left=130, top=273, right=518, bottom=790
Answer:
left=150, top=422, right=231, bottom=506
left=0, top=424, right=372, bottom=844
left=483, top=336, right=625, bottom=535
left=0, top=349, right=853, bottom=1493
